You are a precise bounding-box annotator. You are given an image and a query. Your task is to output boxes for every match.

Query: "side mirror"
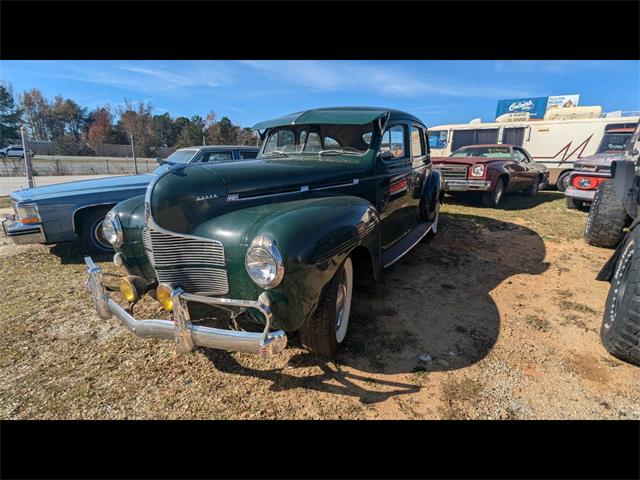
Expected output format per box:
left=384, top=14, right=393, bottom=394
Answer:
left=154, top=157, right=163, bottom=165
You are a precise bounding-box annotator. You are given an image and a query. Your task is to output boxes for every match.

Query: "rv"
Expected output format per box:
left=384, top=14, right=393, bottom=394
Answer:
left=429, top=107, right=640, bottom=190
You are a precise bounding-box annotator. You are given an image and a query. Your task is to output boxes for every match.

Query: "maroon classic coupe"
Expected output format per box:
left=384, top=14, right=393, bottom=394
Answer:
left=431, top=144, right=549, bottom=208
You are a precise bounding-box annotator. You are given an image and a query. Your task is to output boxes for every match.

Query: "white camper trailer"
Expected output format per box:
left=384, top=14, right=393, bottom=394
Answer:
left=429, top=107, right=640, bottom=190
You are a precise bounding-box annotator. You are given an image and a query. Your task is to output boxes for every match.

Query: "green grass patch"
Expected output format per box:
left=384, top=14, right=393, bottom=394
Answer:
left=442, top=191, right=587, bottom=242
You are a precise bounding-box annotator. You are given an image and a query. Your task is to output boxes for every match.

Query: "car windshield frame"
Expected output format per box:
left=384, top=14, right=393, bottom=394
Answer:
left=450, top=146, right=512, bottom=158
left=259, top=124, right=374, bottom=158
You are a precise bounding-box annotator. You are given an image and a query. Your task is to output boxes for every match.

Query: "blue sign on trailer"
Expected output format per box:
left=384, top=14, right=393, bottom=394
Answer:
left=496, top=97, right=549, bottom=119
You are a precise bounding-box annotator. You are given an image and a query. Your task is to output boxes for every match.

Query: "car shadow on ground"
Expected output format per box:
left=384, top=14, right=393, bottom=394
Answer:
left=203, top=213, right=549, bottom=402
left=48, top=241, right=112, bottom=265
left=445, top=190, right=563, bottom=210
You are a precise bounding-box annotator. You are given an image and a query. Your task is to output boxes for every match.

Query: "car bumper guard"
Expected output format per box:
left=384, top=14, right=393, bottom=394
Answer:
left=84, top=256, right=287, bottom=355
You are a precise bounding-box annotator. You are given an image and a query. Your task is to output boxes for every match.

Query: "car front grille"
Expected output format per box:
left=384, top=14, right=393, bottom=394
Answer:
left=434, top=164, right=468, bottom=180
left=142, top=227, right=229, bottom=295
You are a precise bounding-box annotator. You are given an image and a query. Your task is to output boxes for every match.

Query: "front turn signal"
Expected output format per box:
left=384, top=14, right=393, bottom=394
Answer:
left=156, top=283, right=174, bottom=311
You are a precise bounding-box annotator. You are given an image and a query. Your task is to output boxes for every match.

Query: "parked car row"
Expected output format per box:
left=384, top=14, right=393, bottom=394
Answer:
left=3, top=106, right=637, bottom=366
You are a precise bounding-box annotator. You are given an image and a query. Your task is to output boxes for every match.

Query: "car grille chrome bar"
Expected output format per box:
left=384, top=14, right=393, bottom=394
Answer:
left=434, top=164, right=468, bottom=180
left=142, top=227, right=229, bottom=295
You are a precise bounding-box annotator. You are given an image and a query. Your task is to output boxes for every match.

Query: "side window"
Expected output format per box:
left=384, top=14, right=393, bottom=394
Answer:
left=303, top=132, right=321, bottom=152
left=324, top=136, right=340, bottom=149
left=380, top=125, right=406, bottom=160
left=239, top=150, right=257, bottom=159
left=428, top=130, right=448, bottom=149
left=201, top=151, right=233, bottom=163
left=513, top=150, right=526, bottom=162
left=411, top=126, right=425, bottom=156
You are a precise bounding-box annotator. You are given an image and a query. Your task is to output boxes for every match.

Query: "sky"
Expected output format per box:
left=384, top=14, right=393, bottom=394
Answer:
left=1, top=60, right=639, bottom=128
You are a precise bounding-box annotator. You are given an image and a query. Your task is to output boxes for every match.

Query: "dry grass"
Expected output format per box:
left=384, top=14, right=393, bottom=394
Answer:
left=0, top=196, right=11, bottom=208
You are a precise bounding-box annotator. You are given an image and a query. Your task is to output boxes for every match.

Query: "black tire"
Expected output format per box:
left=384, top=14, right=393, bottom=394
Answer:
left=481, top=177, right=505, bottom=208
left=601, top=229, right=640, bottom=366
left=584, top=181, right=627, bottom=248
left=566, top=197, right=581, bottom=210
left=299, top=256, right=353, bottom=357
left=523, top=177, right=539, bottom=196
left=556, top=171, right=571, bottom=192
left=80, top=208, right=114, bottom=253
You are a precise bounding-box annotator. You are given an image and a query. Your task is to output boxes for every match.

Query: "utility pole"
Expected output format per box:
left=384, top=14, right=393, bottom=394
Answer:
left=21, top=126, right=34, bottom=188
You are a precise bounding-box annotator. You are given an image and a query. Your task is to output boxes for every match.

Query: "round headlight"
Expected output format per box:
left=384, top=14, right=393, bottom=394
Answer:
left=578, top=178, right=593, bottom=188
left=471, top=164, right=485, bottom=177
left=245, top=234, right=284, bottom=289
left=103, top=211, right=123, bottom=247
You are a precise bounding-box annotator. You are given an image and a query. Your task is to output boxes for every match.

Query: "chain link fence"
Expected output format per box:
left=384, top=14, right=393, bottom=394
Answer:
left=1, top=127, right=176, bottom=194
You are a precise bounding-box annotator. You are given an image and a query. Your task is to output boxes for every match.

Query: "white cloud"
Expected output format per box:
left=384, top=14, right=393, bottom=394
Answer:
left=493, top=60, right=607, bottom=74
left=240, top=60, right=535, bottom=98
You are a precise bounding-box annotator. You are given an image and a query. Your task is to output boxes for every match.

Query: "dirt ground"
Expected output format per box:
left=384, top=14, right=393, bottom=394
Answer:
left=1, top=191, right=638, bottom=419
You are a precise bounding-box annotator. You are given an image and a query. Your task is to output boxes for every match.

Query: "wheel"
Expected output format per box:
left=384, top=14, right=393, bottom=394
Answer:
left=566, top=197, right=581, bottom=210
left=299, top=256, right=353, bottom=357
left=556, top=171, right=571, bottom=192
left=80, top=209, right=114, bottom=253
left=523, top=177, right=539, bottom=196
left=584, top=181, right=627, bottom=248
left=601, top=228, right=640, bottom=366
left=481, top=177, right=505, bottom=208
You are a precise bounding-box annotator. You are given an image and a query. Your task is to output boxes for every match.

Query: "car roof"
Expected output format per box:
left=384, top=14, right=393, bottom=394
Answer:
left=252, top=106, right=424, bottom=130
left=176, top=145, right=259, bottom=151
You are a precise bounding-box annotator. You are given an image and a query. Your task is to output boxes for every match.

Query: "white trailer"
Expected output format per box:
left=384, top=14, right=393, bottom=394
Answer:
left=428, top=107, right=639, bottom=190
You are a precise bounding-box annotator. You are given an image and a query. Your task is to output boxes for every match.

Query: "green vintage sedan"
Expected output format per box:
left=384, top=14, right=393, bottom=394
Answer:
left=84, top=107, right=443, bottom=357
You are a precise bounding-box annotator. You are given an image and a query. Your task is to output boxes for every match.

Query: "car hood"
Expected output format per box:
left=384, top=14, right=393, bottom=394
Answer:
left=10, top=173, right=155, bottom=203
left=149, top=156, right=372, bottom=234
left=573, top=152, right=625, bottom=170
left=431, top=156, right=503, bottom=166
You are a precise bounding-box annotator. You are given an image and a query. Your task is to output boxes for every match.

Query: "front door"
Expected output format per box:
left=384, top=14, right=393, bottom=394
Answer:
left=377, top=123, right=414, bottom=249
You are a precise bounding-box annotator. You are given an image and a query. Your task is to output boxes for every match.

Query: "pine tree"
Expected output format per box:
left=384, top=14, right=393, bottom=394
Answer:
left=0, top=84, right=22, bottom=145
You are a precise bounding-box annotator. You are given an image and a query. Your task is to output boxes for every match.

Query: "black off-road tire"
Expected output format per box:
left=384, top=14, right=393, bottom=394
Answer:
left=481, top=177, right=505, bottom=208
left=601, top=229, right=640, bottom=366
left=523, top=177, right=539, bottom=196
left=79, top=208, right=114, bottom=254
left=584, top=181, right=627, bottom=248
left=556, top=171, right=571, bottom=192
left=566, top=197, right=581, bottom=210
left=299, top=257, right=353, bottom=357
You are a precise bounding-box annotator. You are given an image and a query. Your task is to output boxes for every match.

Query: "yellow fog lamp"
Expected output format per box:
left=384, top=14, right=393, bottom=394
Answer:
left=156, top=283, right=175, bottom=311
left=119, top=276, right=147, bottom=303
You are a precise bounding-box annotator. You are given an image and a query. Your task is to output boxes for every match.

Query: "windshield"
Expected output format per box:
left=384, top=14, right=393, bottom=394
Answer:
left=164, top=149, right=198, bottom=163
left=596, top=133, right=632, bottom=154
left=451, top=146, right=512, bottom=158
left=428, top=130, right=448, bottom=149
left=261, top=124, right=373, bottom=156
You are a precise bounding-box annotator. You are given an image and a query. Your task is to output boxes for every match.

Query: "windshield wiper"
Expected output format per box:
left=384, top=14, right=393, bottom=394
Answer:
left=264, top=150, right=289, bottom=157
left=318, top=149, right=359, bottom=156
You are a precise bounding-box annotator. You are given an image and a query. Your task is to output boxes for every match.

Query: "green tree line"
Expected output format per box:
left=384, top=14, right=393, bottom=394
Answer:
left=0, top=83, right=258, bottom=155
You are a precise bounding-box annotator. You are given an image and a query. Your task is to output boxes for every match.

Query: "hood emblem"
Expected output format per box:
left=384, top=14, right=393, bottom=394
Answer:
left=195, top=193, right=219, bottom=202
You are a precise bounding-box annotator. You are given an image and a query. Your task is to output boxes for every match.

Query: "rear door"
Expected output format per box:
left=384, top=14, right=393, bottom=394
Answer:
left=511, top=148, right=532, bottom=190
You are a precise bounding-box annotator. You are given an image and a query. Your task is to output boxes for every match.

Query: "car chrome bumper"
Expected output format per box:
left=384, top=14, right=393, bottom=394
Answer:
left=84, top=256, right=288, bottom=355
left=564, top=186, right=597, bottom=202
left=442, top=179, right=492, bottom=192
left=1, top=216, right=46, bottom=244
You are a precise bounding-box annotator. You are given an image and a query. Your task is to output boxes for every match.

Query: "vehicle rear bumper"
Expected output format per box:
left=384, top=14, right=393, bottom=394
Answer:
left=1, top=216, right=46, bottom=244
left=564, top=186, right=597, bottom=202
left=84, top=256, right=287, bottom=355
left=442, top=179, right=492, bottom=192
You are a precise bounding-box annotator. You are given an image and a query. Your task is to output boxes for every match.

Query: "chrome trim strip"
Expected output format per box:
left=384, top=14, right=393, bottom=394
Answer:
left=227, top=178, right=361, bottom=202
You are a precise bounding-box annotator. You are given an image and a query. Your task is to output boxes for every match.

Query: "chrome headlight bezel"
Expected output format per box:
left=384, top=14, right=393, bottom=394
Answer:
left=103, top=210, right=123, bottom=247
left=15, top=203, right=41, bottom=224
left=245, top=234, right=284, bottom=289
left=471, top=164, right=485, bottom=177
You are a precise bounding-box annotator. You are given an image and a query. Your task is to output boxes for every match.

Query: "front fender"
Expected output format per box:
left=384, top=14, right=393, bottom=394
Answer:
left=191, top=194, right=380, bottom=331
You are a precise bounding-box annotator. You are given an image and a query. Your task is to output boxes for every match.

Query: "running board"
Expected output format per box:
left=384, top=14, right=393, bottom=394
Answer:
left=381, top=221, right=433, bottom=268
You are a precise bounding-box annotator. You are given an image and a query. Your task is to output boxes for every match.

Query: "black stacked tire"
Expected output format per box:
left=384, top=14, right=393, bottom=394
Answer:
left=584, top=181, right=627, bottom=248
left=601, top=228, right=640, bottom=366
